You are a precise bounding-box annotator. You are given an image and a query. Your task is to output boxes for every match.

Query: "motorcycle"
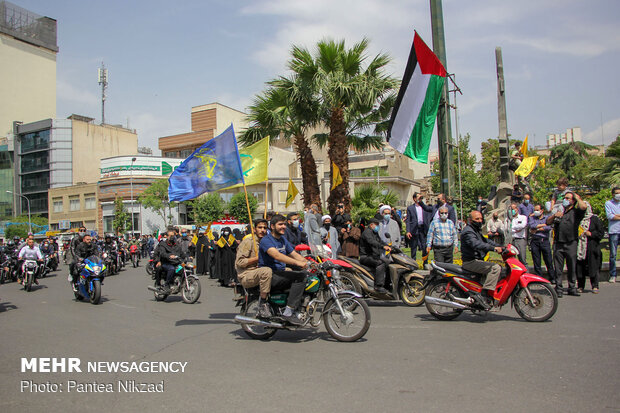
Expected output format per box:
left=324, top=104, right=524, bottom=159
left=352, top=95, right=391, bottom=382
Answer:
left=21, top=259, right=40, bottom=292
left=336, top=243, right=426, bottom=307
left=423, top=244, right=558, bottom=322
left=102, top=249, right=118, bottom=275
left=147, top=262, right=201, bottom=304
left=0, top=257, right=17, bottom=284
left=40, top=253, right=56, bottom=278
left=129, top=245, right=140, bottom=268
left=294, top=243, right=358, bottom=293
left=145, top=251, right=156, bottom=276
left=234, top=261, right=371, bottom=342
left=72, top=255, right=106, bottom=304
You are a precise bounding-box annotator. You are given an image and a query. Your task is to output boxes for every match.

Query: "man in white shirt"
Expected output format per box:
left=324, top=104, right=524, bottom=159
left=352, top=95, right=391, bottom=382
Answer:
left=18, top=238, right=43, bottom=285
left=509, top=202, right=528, bottom=265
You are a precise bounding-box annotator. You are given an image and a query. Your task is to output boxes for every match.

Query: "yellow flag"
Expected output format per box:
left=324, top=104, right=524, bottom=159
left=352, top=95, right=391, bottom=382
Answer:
left=223, top=136, right=270, bottom=189
left=514, top=156, right=539, bottom=177
left=539, top=157, right=546, bottom=168
left=331, top=162, right=343, bottom=190
left=191, top=234, right=198, bottom=245
left=285, top=178, right=299, bottom=208
left=520, top=135, right=528, bottom=158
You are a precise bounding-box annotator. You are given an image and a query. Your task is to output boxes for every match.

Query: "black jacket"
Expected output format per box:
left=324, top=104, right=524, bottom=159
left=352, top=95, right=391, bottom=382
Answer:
left=284, top=224, right=308, bottom=247
left=159, top=240, right=184, bottom=265
left=359, top=227, right=386, bottom=259
left=76, top=242, right=99, bottom=259
left=406, top=202, right=433, bottom=235
left=460, top=224, right=499, bottom=262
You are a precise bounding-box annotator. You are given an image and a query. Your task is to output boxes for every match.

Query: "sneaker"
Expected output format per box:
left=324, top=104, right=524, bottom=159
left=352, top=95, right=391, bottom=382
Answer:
left=610, top=276, right=616, bottom=283
left=67, top=275, right=73, bottom=282
left=592, top=287, right=599, bottom=294
left=567, top=289, right=581, bottom=297
left=283, top=311, right=304, bottom=326
left=257, top=302, right=272, bottom=318
left=34, top=278, right=39, bottom=285
left=72, top=283, right=78, bottom=292
left=555, top=287, right=563, bottom=298
left=577, top=288, right=584, bottom=293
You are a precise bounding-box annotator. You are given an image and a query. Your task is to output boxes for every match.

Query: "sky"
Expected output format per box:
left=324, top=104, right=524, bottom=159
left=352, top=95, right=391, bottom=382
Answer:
left=16, top=0, right=620, bottom=158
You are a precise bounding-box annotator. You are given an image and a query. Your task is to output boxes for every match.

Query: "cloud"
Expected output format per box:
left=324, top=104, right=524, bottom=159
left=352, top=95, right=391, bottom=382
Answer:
left=57, top=79, right=99, bottom=106
left=584, top=117, right=620, bottom=145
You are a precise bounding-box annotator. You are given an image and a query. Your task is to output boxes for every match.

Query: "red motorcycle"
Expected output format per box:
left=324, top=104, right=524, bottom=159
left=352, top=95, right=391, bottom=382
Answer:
left=129, top=244, right=140, bottom=268
left=424, top=244, right=558, bottom=322
left=294, top=244, right=358, bottom=293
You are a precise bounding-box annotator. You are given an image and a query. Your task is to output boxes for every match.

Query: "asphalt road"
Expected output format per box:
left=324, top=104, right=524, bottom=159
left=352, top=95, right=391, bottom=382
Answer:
left=0, top=262, right=619, bottom=413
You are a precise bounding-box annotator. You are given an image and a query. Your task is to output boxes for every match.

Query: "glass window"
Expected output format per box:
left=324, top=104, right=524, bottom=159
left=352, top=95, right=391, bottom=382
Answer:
left=20, top=130, right=50, bottom=153
left=163, top=151, right=178, bottom=158
left=69, top=197, right=80, bottom=211
left=220, top=193, right=233, bottom=203
left=103, top=216, right=113, bottom=233
left=21, top=151, right=50, bottom=173
left=25, top=192, right=48, bottom=215
left=252, top=192, right=264, bottom=204
left=53, top=198, right=63, bottom=212
left=70, top=221, right=83, bottom=229
left=179, top=149, right=193, bottom=158
left=84, top=195, right=96, bottom=210
left=278, top=190, right=288, bottom=204
left=21, top=171, right=50, bottom=194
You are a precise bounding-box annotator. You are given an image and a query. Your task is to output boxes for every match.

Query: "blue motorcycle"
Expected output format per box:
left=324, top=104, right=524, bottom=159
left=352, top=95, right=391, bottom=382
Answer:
left=73, top=255, right=106, bottom=304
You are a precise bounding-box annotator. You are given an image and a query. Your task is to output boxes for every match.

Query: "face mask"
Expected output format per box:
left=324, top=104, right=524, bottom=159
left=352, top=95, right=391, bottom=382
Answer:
left=615, top=194, right=620, bottom=201
left=471, top=221, right=482, bottom=230
left=383, top=215, right=390, bottom=222
left=372, top=226, right=379, bottom=233
left=223, top=231, right=230, bottom=236
left=562, top=199, right=571, bottom=207
left=511, top=209, right=517, bottom=216
left=182, top=233, right=187, bottom=238
left=347, top=224, right=351, bottom=229
left=533, top=210, right=542, bottom=217
left=478, top=199, right=483, bottom=203
left=524, top=199, right=529, bottom=204
left=323, top=223, right=331, bottom=230
left=291, top=220, right=299, bottom=227
left=440, top=213, right=448, bottom=220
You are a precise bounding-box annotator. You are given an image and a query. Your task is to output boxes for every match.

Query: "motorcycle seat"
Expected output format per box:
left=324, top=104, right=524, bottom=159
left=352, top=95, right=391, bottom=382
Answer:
left=434, top=262, right=481, bottom=279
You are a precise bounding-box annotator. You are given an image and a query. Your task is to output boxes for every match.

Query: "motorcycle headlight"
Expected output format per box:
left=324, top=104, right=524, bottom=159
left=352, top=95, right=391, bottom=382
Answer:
left=92, top=266, right=101, bottom=275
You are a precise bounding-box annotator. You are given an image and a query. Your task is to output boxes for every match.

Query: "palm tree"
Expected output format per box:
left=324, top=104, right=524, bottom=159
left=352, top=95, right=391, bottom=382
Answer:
left=239, top=76, right=323, bottom=208
left=589, top=134, right=620, bottom=185
left=549, top=141, right=596, bottom=174
left=289, top=39, right=398, bottom=215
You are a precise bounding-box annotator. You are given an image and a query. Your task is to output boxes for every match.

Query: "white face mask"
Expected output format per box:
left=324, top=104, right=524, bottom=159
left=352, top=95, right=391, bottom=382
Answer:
left=291, top=220, right=299, bottom=227
left=533, top=210, right=542, bottom=217
left=615, top=194, right=620, bottom=201
left=439, top=213, right=448, bottom=220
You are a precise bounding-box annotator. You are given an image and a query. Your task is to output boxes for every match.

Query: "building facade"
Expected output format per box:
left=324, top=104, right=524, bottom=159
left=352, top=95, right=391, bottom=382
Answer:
left=546, top=127, right=582, bottom=148
left=0, top=1, right=57, bottom=140
left=47, top=182, right=98, bottom=231
left=11, top=115, right=138, bottom=217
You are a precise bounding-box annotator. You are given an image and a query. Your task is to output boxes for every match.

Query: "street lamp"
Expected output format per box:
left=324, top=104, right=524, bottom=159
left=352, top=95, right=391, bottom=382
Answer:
left=130, top=157, right=136, bottom=236
left=7, top=190, right=31, bottom=234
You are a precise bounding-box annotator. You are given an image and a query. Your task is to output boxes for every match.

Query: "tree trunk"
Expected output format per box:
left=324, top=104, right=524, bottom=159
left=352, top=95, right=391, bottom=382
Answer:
left=327, top=107, right=350, bottom=215
left=294, top=133, right=322, bottom=210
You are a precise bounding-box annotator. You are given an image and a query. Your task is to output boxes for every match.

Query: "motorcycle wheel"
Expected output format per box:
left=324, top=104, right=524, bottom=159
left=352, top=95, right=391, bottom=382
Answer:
left=145, top=264, right=154, bottom=276
left=24, top=273, right=32, bottom=292
left=400, top=278, right=425, bottom=307
left=0, top=268, right=5, bottom=284
left=514, top=282, right=558, bottom=322
left=89, top=280, right=101, bottom=304
left=323, top=294, right=371, bottom=342
left=240, top=297, right=277, bottom=340
left=425, top=280, right=464, bottom=321
left=181, top=277, right=201, bottom=304
left=132, top=256, right=137, bottom=268
left=338, top=271, right=362, bottom=295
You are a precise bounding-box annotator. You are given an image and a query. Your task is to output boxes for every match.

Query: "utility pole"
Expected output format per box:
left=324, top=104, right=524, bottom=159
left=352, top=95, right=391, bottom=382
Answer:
left=430, top=0, right=454, bottom=197
left=98, top=62, right=108, bottom=124
left=496, top=47, right=511, bottom=183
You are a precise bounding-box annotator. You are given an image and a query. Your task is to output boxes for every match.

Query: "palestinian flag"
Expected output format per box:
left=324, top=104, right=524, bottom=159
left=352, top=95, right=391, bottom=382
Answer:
left=387, top=31, right=447, bottom=164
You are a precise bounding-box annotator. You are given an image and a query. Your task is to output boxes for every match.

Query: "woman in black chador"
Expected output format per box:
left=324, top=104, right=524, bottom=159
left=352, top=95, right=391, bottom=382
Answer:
left=215, top=227, right=238, bottom=287
left=194, top=230, right=210, bottom=275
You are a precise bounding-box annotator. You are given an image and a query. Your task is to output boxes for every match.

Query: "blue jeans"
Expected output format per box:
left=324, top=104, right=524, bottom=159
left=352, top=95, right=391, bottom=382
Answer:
left=610, top=233, right=619, bottom=278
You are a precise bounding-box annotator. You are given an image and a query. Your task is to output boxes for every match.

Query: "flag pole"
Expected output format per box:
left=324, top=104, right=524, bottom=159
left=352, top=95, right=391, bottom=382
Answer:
left=264, top=178, right=269, bottom=219
left=242, top=182, right=258, bottom=256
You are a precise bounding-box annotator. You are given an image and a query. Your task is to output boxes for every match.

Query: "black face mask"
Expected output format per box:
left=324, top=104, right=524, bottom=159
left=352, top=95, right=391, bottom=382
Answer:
left=471, top=221, right=482, bottom=230
left=323, top=223, right=331, bottom=230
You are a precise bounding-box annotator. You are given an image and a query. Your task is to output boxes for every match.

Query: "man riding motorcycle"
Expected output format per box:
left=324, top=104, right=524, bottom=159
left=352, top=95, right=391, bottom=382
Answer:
left=158, top=229, right=185, bottom=293
left=460, top=210, right=504, bottom=309
left=69, top=226, right=87, bottom=284
left=359, top=218, right=392, bottom=294
left=236, top=219, right=273, bottom=318
left=72, top=234, right=99, bottom=291
left=258, top=214, right=310, bottom=326
left=18, top=238, right=43, bottom=285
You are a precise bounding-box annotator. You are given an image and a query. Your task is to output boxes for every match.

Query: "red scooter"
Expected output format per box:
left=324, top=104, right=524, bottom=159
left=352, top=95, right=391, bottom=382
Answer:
left=423, top=244, right=558, bottom=322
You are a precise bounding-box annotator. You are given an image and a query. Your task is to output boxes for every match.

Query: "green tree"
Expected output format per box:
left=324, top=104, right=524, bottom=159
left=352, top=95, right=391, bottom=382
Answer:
left=239, top=75, right=323, bottom=208
left=479, top=137, right=521, bottom=182
left=289, top=38, right=398, bottom=214
left=191, top=193, right=225, bottom=225
left=5, top=223, right=28, bottom=239
left=528, top=164, right=565, bottom=205
left=586, top=188, right=612, bottom=228
left=589, top=134, right=620, bottom=185
left=549, top=141, right=596, bottom=175
left=572, top=155, right=609, bottom=191
left=228, top=192, right=258, bottom=224
left=113, top=197, right=131, bottom=235
left=350, top=183, right=399, bottom=224
left=138, top=179, right=176, bottom=226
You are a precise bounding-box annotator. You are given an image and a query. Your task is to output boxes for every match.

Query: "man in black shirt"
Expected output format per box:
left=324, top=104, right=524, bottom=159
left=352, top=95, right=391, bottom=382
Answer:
left=359, top=218, right=391, bottom=294
left=546, top=191, right=587, bottom=297
left=284, top=212, right=307, bottom=247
